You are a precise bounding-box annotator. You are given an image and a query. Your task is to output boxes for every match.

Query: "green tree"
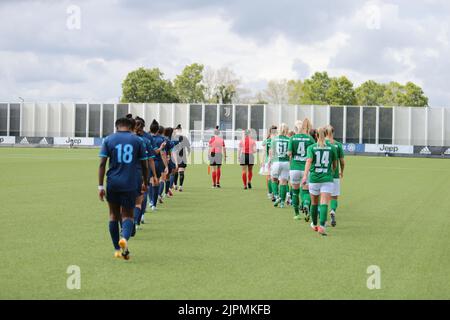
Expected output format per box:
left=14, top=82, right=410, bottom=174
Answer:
left=121, top=67, right=178, bottom=103
left=215, top=84, right=236, bottom=104
left=301, top=71, right=331, bottom=105
left=326, top=76, right=357, bottom=106
left=380, top=82, right=405, bottom=106
left=287, top=80, right=304, bottom=105
left=401, top=82, right=428, bottom=107
left=355, top=80, right=386, bottom=106
left=174, top=63, right=205, bottom=103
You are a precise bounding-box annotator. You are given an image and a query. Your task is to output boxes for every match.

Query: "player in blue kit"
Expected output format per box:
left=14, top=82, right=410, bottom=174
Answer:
left=131, top=116, right=157, bottom=235
left=148, top=120, right=168, bottom=211
left=162, top=127, right=180, bottom=198
left=98, top=117, right=149, bottom=260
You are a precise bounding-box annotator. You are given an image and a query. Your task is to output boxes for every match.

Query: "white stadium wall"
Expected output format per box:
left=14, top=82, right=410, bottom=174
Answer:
left=0, top=102, right=449, bottom=149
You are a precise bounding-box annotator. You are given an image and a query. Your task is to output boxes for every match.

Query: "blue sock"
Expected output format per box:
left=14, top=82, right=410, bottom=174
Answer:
left=158, top=182, right=164, bottom=196
left=165, top=180, right=170, bottom=194
left=133, top=207, right=141, bottom=225
left=122, top=219, right=134, bottom=241
left=152, top=185, right=159, bottom=207
left=109, top=221, right=120, bottom=250
left=142, top=192, right=148, bottom=212
left=169, top=174, right=175, bottom=188
left=149, top=187, right=154, bottom=206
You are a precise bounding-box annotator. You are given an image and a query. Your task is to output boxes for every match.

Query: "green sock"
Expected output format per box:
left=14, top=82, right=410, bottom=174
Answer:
left=299, top=188, right=304, bottom=208
left=280, top=185, right=288, bottom=202
left=292, top=188, right=300, bottom=210
left=330, top=199, right=338, bottom=212
left=303, top=189, right=311, bottom=209
left=272, top=181, right=279, bottom=198
left=267, top=180, right=272, bottom=194
left=311, top=205, right=319, bottom=225
left=319, top=204, right=328, bottom=227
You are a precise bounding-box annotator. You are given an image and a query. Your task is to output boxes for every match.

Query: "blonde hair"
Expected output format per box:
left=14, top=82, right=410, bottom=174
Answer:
left=317, top=127, right=327, bottom=147
left=279, top=123, right=289, bottom=136
left=325, top=125, right=334, bottom=138
left=301, top=118, right=312, bottom=135
left=294, top=120, right=303, bottom=134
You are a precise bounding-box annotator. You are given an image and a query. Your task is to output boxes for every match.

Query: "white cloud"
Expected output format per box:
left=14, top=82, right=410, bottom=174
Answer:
left=0, top=0, right=449, bottom=106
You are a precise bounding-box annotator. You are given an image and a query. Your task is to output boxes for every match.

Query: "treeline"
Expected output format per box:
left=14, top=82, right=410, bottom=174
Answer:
left=121, top=64, right=428, bottom=107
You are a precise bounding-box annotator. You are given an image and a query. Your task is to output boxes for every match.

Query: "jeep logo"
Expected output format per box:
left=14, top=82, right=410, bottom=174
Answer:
left=379, top=145, right=398, bottom=153
left=65, top=138, right=82, bottom=145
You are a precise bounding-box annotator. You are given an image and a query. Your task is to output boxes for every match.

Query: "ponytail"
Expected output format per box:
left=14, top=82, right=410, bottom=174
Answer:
left=317, top=127, right=327, bottom=148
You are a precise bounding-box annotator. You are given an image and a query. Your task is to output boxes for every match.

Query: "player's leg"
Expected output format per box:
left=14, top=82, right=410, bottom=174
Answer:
left=173, top=170, right=179, bottom=190
left=278, top=163, right=290, bottom=208
left=330, top=179, right=340, bottom=227
left=247, top=164, right=253, bottom=189
left=140, top=190, right=147, bottom=224
left=241, top=165, right=248, bottom=189
left=118, top=192, right=136, bottom=260
left=133, top=193, right=144, bottom=235
left=178, top=167, right=185, bottom=191
left=318, top=184, right=333, bottom=236
left=308, top=183, right=320, bottom=231
left=271, top=163, right=280, bottom=206
left=289, top=170, right=302, bottom=219
left=107, top=199, right=122, bottom=258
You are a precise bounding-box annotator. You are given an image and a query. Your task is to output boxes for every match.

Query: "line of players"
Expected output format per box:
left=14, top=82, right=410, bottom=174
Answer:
left=261, top=119, right=345, bottom=236
left=98, top=115, right=190, bottom=260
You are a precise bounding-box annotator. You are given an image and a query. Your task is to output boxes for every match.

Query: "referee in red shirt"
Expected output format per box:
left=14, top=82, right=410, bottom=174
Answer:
left=208, top=127, right=226, bottom=188
left=238, top=129, right=257, bottom=190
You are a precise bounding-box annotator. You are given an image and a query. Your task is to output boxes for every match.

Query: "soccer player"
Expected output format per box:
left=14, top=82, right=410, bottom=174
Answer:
left=261, top=126, right=277, bottom=200
left=301, top=127, right=337, bottom=236
left=270, top=123, right=291, bottom=208
left=132, top=116, right=157, bottom=234
left=98, top=117, right=149, bottom=260
left=162, top=127, right=180, bottom=198
left=288, top=119, right=316, bottom=220
left=238, top=129, right=257, bottom=190
left=148, top=120, right=168, bottom=211
left=325, top=125, right=345, bottom=227
left=208, top=126, right=226, bottom=188
left=173, top=124, right=191, bottom=192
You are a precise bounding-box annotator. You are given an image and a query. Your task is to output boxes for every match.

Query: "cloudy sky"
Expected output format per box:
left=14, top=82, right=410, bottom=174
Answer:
left=1, top=0, right=450, bottom=106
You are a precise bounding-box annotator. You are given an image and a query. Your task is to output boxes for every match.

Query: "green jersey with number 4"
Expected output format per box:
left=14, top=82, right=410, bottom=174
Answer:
left=271, top=135, right=290, bottom=162
left=288, top=134, right=316, bottom=171
left=306, top=143, right=337, bottom=183
left=326, top=139, right=344, bottom=179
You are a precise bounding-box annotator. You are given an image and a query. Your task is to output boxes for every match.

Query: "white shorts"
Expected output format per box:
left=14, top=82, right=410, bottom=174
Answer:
left=309, top=182, right=334, bottom=196
left=271, top=162, right=290, bottom=181
left=332, top=178, right=340, bottom=197
left=259, top=162, right=271, bottom=176
left=289, top=170, right=304, bottom=184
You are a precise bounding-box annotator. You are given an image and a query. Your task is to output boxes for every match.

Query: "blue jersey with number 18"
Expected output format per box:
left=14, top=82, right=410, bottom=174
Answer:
left=99, top=131, right=148, bottom=192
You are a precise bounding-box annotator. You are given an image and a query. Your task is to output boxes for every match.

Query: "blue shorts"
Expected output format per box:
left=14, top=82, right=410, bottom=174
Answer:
left=136, top=175, right=143, bottom=195
left=168, top=160, right=176, bottom=172
left=106, top=188, right=137, bottom=209
left=150, top=160, right=164, bottom=179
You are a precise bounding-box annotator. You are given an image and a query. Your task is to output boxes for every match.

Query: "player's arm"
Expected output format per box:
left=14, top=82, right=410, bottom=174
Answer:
left=332, top=147, right=338, bottom=172
left=161, top=150, right=169, bottom=174
left=301, top=146, right=314, bottom=185
left=148, top=157, right=157, bottom=184
left=98, top=140, right=109, bottom=201
left=287, top=138, right=293, bottom=159
left=339, top=145, right=345, bottom=178
left=302, top=158, right=312, bottom=185
left=222, top=141, right=227, bottom=159
left=98, top=157, right=107, bottom=201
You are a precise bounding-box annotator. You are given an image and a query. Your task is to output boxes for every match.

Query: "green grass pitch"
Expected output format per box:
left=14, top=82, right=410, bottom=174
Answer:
left=0, top=147, right=449, bottom=300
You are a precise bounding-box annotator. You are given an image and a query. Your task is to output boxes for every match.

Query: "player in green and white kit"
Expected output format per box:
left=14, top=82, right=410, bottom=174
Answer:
left=288, top=119, right=316, bottom=220
left=261, top=126, right=277, bottom=201
left=270, top=123, right=291, bottom=208
left=302, top=127, right=337, bottom=236
left=325, top=125, right=345, bottom=227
